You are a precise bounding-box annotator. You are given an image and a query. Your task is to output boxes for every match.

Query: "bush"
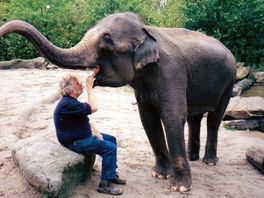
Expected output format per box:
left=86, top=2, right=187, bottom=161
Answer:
left=0, top=0, right=93, bottom=60
left=181, top=0, right=264, bottom=68
left=0, top=0, right=184, bottom=61
left=1, top=0, right=263, bottom=68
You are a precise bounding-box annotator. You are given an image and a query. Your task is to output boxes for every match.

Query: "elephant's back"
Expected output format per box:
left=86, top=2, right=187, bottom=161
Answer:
left=149, top=27, right=230, bottom=57
left=150, top=26, right=236, bottom=73
left=148, top=27, right=236, bottom=115
left=148, top=26, right=218, bottom=45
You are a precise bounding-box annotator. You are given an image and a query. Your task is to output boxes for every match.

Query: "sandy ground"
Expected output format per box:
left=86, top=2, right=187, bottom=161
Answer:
left=0, top=68, right=263, bottom=198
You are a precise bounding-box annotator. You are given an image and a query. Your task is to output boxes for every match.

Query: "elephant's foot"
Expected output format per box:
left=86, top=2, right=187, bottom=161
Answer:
left=151, top=162, right=173, bottom=179
left=170, top=175, right=192, bottom=192
left=203, top=152, right=218, bottom=165
left=187, top=152, right=199, bottom=161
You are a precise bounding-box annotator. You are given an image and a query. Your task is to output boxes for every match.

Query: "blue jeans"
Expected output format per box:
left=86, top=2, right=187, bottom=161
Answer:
left=66, top=133, right=117, bottom=181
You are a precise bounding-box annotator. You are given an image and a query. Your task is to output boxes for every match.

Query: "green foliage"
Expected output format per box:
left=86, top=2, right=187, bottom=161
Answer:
left=0, top=0, right=90, bottom=60
left=1, top=0, right=263, bottom=68
left=181, top=0, right=264, bottom=68
left=0, top=0, right=184, bottom=60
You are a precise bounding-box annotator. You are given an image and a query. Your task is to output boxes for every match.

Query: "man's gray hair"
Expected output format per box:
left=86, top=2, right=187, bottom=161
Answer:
left=59, top=74, right=82, bottom=96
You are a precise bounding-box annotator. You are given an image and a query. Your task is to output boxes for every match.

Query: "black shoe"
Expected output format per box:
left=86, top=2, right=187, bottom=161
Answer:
left=112, top=172, right=126, bottom=185
left=97, top=180, right=123, bottom=195
left=111, top=177, right=126, bottom=185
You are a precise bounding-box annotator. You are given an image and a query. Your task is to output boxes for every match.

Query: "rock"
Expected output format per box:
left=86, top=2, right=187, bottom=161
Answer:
left=12, top=135, right=95, bottom=197
left=236, top=66, right=249, bottom=81
left=246, top=147, right=264, bottom=174
left=232, top=78, right=254, bottom=96
left=253, top=72, right=264, bottom=83
left=236, top=62, right=245, bottom=68
left=224, top=119, right=264, bottom=132
left=224, top=96, right=264, bottom=120
left=224, top=96, right=264, bottom=132
left=241, top=85, right=264, bottom=98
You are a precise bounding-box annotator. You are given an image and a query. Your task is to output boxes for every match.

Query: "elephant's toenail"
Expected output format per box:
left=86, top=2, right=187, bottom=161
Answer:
left=171, top=186, right=178, bottom=191
left=179, top=186, right=191, bottom=192
left=151, top=171, right=157, bottom=177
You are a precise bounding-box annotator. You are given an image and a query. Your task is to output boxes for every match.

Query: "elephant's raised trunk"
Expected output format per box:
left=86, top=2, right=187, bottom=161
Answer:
left=0, top=20, right=94, bottom=69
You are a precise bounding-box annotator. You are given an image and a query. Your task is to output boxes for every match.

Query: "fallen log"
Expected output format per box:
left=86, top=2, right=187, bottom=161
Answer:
left=0, top=57, right=48, bottom=69
left=232, top=78, right=254, bottom=97
left=246, top=147, right=264, bottom=174
left=224, top=119, right=264, bottom=132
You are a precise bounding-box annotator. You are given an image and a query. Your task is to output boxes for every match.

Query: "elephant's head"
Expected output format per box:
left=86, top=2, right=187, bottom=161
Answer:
left=0, top=12, right=159, bottom=87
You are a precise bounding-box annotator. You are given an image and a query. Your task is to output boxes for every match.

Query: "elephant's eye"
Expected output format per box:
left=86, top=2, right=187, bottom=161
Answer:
left=103, top=34, right=114, bottom=46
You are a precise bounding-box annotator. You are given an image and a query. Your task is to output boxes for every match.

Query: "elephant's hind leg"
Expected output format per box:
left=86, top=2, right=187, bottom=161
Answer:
left=187, top=113, right=204, bottom=161
left=204, top=86, right=232, bottom=165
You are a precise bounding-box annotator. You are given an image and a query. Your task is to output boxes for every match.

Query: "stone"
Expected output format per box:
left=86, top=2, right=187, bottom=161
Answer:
left=224, top=96, right=264, bottom=120
left=12, top=135, right=95, bottom=197
left=236, top=62, right=245, bottom=68
left=236, top=66, right=249, bottom=81
left=253, top=72, right=264, bottom=83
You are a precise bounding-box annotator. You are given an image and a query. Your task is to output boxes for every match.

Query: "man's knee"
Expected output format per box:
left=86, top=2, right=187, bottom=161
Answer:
left=109, top=142, right=117, bottom=153
left=111, top=136, right=117, bottom=145
left=101, top=142, right=116, bottom=156
left=102, top=134, right=117, bottom=145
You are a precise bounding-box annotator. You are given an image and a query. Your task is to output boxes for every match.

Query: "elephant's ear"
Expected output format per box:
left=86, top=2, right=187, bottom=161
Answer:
left=133, top=28, right=159, bottom=70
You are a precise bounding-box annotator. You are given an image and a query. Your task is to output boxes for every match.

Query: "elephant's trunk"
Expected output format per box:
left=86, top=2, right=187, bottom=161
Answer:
left=0, top=20, right=95, bottom=69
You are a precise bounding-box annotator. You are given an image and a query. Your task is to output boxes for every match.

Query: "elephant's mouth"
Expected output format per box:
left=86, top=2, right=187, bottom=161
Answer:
left=93, top=65, right=100, bottom=75
left=89, top=64, right=101, bottom=87
left=87, top=62, right=101, bottom=74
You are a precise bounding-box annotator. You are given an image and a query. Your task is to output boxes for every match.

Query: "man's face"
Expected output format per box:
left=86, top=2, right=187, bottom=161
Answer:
left=70, top=78, right=83, bottom=97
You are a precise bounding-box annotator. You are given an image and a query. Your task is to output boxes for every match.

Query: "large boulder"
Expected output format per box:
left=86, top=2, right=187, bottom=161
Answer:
left=225, top=96, right=264, bottom=120
left=224, top=96, right=264, bottom=132
left=12, top=135, right=95, bottom=197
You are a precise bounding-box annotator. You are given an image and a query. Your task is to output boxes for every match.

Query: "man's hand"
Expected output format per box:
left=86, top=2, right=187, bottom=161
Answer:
left=91, top=123, right=103, bottom=140
left=86, top=66, right=100, bottom=113
left=86, top=65, right=100, bottom=91
left=94, top=132, right=103, bottom=140
left=86, top=75, right=95, bottom=91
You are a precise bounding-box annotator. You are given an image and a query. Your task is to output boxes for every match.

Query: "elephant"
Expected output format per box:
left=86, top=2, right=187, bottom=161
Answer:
left=0, top=12, right=236, bottom=192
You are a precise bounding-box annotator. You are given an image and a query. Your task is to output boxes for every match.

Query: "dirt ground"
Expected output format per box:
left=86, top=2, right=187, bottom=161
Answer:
left=0, top=69, right=263, bottom=198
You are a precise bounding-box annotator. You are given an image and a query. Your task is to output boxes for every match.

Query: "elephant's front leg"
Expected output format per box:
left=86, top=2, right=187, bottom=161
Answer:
left=162, top=110, right=192, bottom=192
left=137, top=103, right=172, bottom=179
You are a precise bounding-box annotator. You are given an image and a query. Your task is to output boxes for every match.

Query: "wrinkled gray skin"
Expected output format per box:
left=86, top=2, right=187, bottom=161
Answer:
left=0, top=12, right=236, bottom=192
